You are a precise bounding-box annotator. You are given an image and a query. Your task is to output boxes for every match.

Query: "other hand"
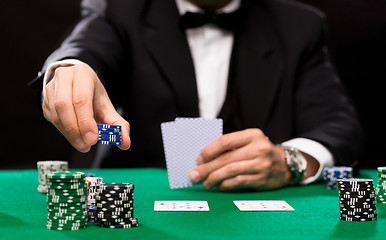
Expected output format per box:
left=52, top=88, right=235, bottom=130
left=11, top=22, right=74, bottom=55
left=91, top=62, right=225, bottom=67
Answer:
left=189, top=129, right=293, bottom=191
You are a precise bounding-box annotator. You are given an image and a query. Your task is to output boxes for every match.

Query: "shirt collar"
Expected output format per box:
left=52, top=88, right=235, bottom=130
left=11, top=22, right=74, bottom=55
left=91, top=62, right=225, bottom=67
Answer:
left=175, top=0, right=241, bottom=15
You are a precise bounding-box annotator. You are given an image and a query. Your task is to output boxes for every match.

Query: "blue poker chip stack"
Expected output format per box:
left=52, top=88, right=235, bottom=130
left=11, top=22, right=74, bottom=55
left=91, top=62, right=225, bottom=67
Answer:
left=323, top=167, right=353, bottom=189
left=88, top=205, right=96, bottom=222
left=97, top=124, right=122, bottom=145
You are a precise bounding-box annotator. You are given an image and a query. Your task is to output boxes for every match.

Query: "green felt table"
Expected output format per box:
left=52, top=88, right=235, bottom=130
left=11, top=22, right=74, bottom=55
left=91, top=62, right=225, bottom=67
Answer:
left=0, top=168, right=385, bottom=240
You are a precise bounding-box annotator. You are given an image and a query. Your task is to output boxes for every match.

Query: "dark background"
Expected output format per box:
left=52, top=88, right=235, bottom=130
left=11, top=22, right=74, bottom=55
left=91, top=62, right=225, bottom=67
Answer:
left=1, top=0, right=385, bottom=170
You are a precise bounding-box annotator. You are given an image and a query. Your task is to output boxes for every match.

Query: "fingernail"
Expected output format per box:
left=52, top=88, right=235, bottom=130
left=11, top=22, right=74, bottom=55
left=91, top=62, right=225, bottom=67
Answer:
left=74, top=138, right=89, bottom=152
left=203, top=180, right=210, bottom=189
left=85, top=132, right=95, bottom=144
left=75, top=138, right=84, bottom=147
left=197, top=155, right=203, bottom=164
left=190, top=170, right=200, bottom=182
left=81, top=146, right=91, bottom=153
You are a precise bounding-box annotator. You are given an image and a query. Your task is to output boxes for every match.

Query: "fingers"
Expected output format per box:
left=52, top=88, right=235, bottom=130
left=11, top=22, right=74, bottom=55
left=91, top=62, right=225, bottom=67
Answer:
left=72, top=65, right=98, bottom=146
left=190, top=147, right=247, bottom=183
left=198, top=129, right=266, bottom=164
left=51, top=67, right=92, bottom=152
left=115, top=118, right=131, bottom=150
left=202, top=160, right=261, bottom=189
left=191, top=130, right=271, bottom=183
left=92, top=84, right=131, bottom=150
left=194, top=145, right=290, bottom=191
left=189, top=128, right=292, bottom=191
left=218, top=174, right=263, bottom=191
left=95, top=106, right=131, bottom=150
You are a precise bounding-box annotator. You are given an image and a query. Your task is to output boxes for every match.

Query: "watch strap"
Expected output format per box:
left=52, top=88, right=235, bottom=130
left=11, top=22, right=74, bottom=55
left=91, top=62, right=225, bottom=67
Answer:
left=281, top=145, right=307, bottom=185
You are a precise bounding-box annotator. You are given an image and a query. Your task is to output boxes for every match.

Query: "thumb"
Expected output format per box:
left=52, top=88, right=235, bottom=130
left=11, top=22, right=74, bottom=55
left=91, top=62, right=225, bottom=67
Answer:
left=93, top=88, right=131, bottom=150
left=108, top=112, right=131, bottom=150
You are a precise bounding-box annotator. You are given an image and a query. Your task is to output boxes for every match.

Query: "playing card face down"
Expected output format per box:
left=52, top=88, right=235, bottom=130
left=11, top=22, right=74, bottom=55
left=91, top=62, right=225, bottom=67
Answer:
left=161, top=118, right=223, bottom=189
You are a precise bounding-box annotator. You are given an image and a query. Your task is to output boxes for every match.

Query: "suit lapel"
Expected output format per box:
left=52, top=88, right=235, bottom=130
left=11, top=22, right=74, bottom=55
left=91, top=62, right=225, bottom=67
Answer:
left=142, top=0, right=199, bottom=117
left=142, top=0, right=283, bottom=124
left=230, top=1, right=284, bottom=129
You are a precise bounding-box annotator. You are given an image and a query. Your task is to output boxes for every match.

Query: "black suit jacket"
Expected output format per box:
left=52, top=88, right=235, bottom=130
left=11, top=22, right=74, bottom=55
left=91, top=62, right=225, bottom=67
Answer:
left=30, top=0, right=363, bottom=168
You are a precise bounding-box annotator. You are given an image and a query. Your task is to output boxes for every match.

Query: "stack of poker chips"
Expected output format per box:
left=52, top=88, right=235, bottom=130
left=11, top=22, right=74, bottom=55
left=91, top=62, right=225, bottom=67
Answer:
left=338, top=179, right=377, bottom=222
left=98, top=124, right=122, bottom=145
left=37, top=161, right=69, bottom=194
left=375, top=167, right=386, bottom=203
left=85, top=176, right=103, bottom=222
left=46, top=171, right=88, bottom=230
left=95, top=183, right=139, bottom=228
left=323, top=166, right=353, bottom=189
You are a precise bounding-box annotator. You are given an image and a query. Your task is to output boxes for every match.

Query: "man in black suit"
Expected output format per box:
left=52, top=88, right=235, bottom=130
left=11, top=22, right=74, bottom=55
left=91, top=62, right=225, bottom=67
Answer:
left=30, top=0, right=363, bottom=191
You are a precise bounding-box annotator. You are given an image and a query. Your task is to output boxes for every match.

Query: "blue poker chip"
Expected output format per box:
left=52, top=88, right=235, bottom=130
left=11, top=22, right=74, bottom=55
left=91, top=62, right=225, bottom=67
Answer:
left=98, top=135, right=122, bottom=141
left=97, top=140, right=122, bottom=146
left=88, top=205, right=98, bottom=223
left=98, top=128, right=122, bottom=134
left=99, top=133, right=122, bottom=138
left=98, top=134, right=122, bottom=141
left=88, top=205, right=95, bottom=216
left=97, top=124, right=121, bottom=129
left=323, top=166, right=353, bottom=190
left=98, top=130, right=122, bottom=135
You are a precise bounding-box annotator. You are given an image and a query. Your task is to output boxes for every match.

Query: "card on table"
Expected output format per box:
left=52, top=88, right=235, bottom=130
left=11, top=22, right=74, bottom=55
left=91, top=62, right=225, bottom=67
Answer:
left=161, top=118, right=223, bottom=189
left=154, top=201, right=210, bottom=211
left=233, top=200, right=295, bottom=211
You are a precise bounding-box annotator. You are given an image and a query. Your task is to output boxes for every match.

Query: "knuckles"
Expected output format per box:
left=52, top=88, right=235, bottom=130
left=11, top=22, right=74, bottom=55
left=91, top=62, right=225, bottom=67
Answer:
left=72, top=95, right=89, bottom=108
left=216, top=134, right=233, bottom=150
left=62, top=123, right=80, bottom=136
left=225, top=162, right=242, bottom=176
left=53, top=98, right=70, bottom=112
left=74, top=63, right=91, bottom=72
left=233, top=175, right=248, bottom=186
left=244, top=128, right=264, bottom=137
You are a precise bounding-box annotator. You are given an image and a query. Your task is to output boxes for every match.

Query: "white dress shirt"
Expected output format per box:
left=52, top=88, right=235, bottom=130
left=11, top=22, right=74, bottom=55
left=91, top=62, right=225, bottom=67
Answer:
left=43, top=0, right=334, bottom=183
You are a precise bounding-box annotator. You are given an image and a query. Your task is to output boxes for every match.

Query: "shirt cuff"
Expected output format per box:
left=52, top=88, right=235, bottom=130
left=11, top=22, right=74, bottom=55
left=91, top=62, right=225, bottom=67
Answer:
left=281, top=138, right=334, bottom=185
left=41, top=59, right=85, bottom=102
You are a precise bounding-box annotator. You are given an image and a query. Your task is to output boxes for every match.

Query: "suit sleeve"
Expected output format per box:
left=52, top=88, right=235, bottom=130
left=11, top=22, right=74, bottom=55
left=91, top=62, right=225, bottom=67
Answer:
left=294, top=13, right=364, bottom=169
left=29, top=0, right=125, bottom=90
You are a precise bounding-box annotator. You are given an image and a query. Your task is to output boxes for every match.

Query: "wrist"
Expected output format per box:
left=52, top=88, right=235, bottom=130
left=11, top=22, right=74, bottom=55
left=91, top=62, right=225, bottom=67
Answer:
left=274, top=145, right=294, bottom=185
left=279, top=145, right=307, bottom=185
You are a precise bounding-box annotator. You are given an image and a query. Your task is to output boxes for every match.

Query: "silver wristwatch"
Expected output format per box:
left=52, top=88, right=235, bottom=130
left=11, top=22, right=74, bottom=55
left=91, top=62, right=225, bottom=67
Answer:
left=281, top=145, right=307, bottom=185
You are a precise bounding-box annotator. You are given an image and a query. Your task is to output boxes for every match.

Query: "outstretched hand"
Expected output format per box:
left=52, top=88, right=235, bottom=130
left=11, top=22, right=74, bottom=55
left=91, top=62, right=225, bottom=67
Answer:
left=42, top=64, right=131, bottom=152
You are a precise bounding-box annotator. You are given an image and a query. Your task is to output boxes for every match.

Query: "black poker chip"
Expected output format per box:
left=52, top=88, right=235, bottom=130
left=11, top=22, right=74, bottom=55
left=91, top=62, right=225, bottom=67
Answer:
left=97, top=212, right=134, bottom=219
left=95, top=192, right=134, bottom=198
left=98, top=183, right=134, bottom=191
left=95, top=182, right=138, bottom=228
left=96, top=200, right=134, bottom=206
left=96, top=199, right=134, bottom=204
left=96, top=208, right=134, bottom=215
left=338, top=178, right=377, bottom=222
left=98, top=217, right=138, bottom=225
left=95, top=196, right=133, bottom=202
left=98, top=223, right=139, bottom=228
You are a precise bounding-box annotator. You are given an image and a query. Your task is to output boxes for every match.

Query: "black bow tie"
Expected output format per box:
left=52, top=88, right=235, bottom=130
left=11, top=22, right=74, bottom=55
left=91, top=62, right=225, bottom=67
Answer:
left=179, top=10, right=242, bottom=32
